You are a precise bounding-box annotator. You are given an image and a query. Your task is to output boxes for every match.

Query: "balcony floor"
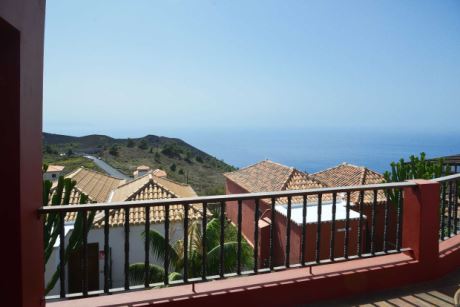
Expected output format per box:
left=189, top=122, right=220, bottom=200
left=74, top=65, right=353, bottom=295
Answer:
left=312, top=267, right=460, bottom=306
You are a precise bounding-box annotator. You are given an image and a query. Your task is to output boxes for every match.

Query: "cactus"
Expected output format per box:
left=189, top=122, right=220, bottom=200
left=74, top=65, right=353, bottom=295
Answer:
left=42, top=165, right=96, bottom=294
left=383, top=152, right=447, bottom=204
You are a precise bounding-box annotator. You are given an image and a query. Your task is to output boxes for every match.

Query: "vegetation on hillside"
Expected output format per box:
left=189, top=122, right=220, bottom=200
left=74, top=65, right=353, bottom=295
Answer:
left=43, top=133, right=237, bottom=195
left=42, top=155, right=103, bottom=176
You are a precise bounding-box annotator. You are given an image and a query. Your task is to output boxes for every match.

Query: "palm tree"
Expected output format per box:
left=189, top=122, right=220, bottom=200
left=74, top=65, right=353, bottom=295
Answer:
left=129, top=217, right=253, bottom=285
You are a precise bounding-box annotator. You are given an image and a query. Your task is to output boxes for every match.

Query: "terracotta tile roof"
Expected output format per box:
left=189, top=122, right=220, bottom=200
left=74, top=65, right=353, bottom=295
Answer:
left=66, top=167, right=126, bottom=203
left=152, top=169, right=167, bottom=177
left=224, top=160, right=298, bottom=193
left=48, top=167, right=201, bottom=227
left=224, top=160, right=331, bottom=204
left=279, top=169, right=332, bottom=204
left=311, top=163, right=387, bottom=205
left=95, top=173, right=200, bottom=227
left=47, top=165, right=65, bottom=172
left=50, top=168, right=125, bottom=224
left=136, top=165, right=151, bottom=171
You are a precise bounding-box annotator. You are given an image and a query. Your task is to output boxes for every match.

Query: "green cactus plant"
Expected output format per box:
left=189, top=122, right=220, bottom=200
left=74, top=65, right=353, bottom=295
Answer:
left=383, top=152, right=447, bottom=204
left=42, top=164, right=96, bottom=294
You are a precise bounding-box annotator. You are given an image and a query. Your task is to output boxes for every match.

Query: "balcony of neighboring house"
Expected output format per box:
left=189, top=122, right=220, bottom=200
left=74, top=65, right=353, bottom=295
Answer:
left=3, top=2, right=460, bottom=307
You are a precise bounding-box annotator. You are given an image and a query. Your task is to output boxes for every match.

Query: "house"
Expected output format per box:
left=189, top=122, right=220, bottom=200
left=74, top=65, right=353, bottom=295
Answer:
left=311, top=162, right=395, bottom=252
left=224, top=160, right=365, bottom=268
left=45, top=167, right=202, bottom=296
left=133, top=165, right=151, bottom=178
left=152, top=168, right=167, bottom=177
left=44, top=164, right=65, bottom=181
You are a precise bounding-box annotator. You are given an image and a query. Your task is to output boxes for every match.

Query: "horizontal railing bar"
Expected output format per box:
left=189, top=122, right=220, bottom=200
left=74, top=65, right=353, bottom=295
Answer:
left=39, top=181, right=417, bottom=213
left=432, top=173, right=460, bottom=183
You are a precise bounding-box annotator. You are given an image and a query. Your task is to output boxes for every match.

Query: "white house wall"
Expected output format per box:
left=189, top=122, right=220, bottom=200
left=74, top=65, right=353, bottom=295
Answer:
left=45, top=221, right=185, bottom=296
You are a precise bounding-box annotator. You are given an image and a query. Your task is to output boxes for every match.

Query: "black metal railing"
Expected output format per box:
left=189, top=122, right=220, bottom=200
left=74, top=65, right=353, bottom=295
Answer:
left=434, top=173, right=460, bottom=241
left=40, top=181, right=415, bottom=300
left=444, top=162, right=460, bottom=175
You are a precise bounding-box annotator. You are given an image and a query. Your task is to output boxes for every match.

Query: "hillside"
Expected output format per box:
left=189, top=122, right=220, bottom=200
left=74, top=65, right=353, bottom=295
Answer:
left=43, top=132, right=236, bottom=195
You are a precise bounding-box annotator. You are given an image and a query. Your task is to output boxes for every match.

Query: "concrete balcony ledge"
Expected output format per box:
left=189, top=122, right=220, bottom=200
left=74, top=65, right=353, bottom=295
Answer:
left=48, top=253, right=418, bottom=307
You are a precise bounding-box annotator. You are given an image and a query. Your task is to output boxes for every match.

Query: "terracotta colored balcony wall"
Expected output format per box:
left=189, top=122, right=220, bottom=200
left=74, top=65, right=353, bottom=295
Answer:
left=49, top=179, right=459, bottom=307
left=0, top=1, right=46, bottom=307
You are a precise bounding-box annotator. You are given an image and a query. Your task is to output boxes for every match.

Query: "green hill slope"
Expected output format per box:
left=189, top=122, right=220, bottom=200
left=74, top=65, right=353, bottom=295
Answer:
left=43, top=132, right=236, bottom=195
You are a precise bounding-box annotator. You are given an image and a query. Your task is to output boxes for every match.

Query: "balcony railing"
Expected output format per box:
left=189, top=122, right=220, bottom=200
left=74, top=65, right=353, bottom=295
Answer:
left=434, top=173, right=460, bottom=241
left=39, top=180, right=421, bottom=300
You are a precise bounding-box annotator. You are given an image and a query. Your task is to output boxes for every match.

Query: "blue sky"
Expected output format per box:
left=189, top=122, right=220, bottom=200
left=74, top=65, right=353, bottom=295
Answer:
left=43, top=0, right=460, bottom=138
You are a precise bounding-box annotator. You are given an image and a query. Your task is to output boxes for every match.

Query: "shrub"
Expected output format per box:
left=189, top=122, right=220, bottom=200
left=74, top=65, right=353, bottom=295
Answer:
left=127, top=138, right=135, bottom=148
left=109, top=145, right=119, bottom=156
left=161, top=144, right=183, bottom=158
left=138, top=140, right=148, bottom=150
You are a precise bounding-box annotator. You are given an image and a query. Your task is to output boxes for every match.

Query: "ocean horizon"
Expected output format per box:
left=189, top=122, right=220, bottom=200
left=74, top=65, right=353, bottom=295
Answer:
left=174, top=127, right=460, bottom=174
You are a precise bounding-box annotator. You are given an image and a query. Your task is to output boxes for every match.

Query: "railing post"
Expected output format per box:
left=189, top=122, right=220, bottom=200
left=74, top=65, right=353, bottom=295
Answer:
left=403, top=180, right=440, bottom=264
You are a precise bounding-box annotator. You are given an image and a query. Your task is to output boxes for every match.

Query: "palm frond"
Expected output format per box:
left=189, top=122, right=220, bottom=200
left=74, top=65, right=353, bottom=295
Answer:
left=168, top=272, right=182, bottom=281
left=128, top=263, right=165, bottom=285
left=206, top=241, right=254, bottom=275
left=144, top=229, right=180, bottom=268
left=205, top=218, right=221, bottom=251
left=188, top=220, right=202, bottom=257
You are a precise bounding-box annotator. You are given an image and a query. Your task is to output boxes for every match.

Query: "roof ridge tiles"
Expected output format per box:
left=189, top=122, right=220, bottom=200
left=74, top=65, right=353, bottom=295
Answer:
left=280, top=168, right=296, bottom=191
left=153, top=174, right=193, bottom=187
left=224, top=159, right=292, bottom=176
left=310, top=163, right=345, bottom=176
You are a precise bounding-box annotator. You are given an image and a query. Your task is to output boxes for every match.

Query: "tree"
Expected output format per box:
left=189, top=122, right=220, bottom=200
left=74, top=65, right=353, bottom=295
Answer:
left=149, top=147, right=153, bottom=154
left=127, top=138, right=135, bottom=148
left=170, top=163, right=177, bottom=172
left=66, top=148, right=74, bottom=156
left=45, top=145, right=57, bottom=155
left=139, top=139, right=148, bottom=150
left=184, top=151, right=193, bottom=163
left=161, top=144, right=183, bottom=159
left=154, top=152, right=161, bottom=162
left=42, top=167, right=95, bottom=294
left=129, top=218, right=253, bottom=285
left=196, top=156, right=204, bottom=163
left=109, top=145, right=119, bottom=156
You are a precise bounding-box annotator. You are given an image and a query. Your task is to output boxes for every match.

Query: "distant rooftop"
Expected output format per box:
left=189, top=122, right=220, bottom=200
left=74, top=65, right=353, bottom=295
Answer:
left=46, top=164, right=64, bottom=172
left=49, top=167, right=200, bottom=226
left=311, top=163, right=386, bottom=205
left=224, top=160, right=326, bottom=193
left=136, top=165, right=151, bottom=171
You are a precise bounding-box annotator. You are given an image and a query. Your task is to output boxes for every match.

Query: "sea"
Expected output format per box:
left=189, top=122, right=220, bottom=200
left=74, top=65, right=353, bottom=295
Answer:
left=176, top=127, right=460, bottom=174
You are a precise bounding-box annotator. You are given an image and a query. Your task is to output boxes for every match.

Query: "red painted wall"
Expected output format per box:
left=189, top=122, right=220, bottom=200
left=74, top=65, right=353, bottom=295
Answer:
left=359, top=203, right=398, bottom=252
left=0, top=1, right=46, bottom=306
left=225, top=179, right=364, bottom=267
